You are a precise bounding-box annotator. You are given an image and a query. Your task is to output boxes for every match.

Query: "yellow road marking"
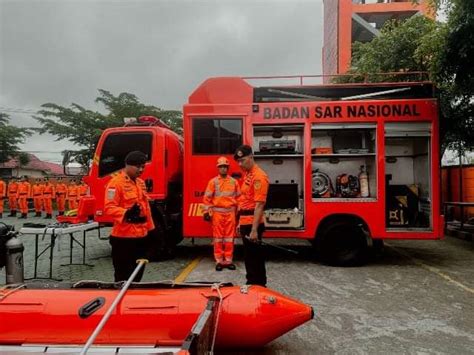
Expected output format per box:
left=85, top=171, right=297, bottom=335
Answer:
left=386, top=243, right=474, bottom=295
left=174, top=256, right=203, bottom=283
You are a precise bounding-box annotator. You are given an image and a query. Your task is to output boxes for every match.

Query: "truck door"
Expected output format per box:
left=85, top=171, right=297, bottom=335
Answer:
left=184, top=117, right=243, bottom=237
left=93, top=131, right=155, bottom=218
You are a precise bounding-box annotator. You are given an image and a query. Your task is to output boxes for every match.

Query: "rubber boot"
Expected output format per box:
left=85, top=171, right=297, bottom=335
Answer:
left=18, top=213, right=27, bottom=219
left=44, top=214, right=52, bottom=219
left=35, top=212, right=41, bottom=217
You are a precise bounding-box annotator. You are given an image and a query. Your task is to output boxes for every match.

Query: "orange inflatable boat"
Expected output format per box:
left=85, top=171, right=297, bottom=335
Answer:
left=0, top=281, right=313, bottom=353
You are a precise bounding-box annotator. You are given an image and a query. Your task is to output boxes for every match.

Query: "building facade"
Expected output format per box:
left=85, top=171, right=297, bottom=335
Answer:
left=323, top=0, right=433, bottom=77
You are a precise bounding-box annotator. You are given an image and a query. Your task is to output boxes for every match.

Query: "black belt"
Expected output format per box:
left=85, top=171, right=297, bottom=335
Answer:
left=239, top=209, right=255, bottom=216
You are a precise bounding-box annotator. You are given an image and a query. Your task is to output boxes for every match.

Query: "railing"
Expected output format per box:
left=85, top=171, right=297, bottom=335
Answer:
left=243, top=72, right=430, bottom=86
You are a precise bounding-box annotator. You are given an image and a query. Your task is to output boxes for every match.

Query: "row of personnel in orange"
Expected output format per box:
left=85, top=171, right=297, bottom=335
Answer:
left=0, top=176, right=88, bottom=219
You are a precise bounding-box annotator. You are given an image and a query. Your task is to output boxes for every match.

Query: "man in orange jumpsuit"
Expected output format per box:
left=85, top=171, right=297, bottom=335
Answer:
left=7, top=178, right=19, bottom=217
left=234, top=145, right=269, bottom=286
left=202, top=157, right=240, bottom=271
left=17, top=176, right=31, bottom=219
left=104, top=151, right=154, bottom=282
left=55, top=177, right=67, bottom=215
left=32, top=179, right=44, bottom=217
left=42, top=179, right=55, bottom=219
left=0, top=178, right=5, bottom=218
left=67, top=180, right=78, bottom=210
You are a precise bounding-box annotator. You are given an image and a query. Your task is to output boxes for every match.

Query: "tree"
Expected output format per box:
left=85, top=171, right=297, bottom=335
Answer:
left=0, top=113, right=31, bottom=164
left=337, top=13, right=473, bottom=152
left=34, top=90, right=182, bottom=168
left=438, top=0, right=474, bottom=152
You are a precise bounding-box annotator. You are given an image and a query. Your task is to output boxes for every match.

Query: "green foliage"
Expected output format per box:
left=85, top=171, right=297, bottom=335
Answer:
left=34, top=90, right=183, bottom=167
left=337, top=11, right=473, bottom=152
left=0, top=113, right=32, bottom=164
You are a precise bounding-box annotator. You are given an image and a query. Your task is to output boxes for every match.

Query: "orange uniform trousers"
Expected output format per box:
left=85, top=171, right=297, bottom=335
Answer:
left=211, top=211, right=236, bottom=265
left=68, top=196, right=78, bottom=210
left=56, top=195, right=66, bottom=212
left=0, top=199, right=3, bottom=214
left=8, top=195, right=17, bottom=212
left=43, top=195, right=53, bottom=214
left=33, top=197, right=43, bottom=213
left=18, top=194, right=29, bottom=214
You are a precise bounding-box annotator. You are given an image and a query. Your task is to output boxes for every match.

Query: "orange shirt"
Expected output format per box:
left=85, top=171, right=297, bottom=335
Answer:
left=32, top=184, right=44, bottom=198
left=238, top=164, right=269, bottom=225
left=7, top=182, right=18, bottom=196
left=55, top=183, right=67, bottom=196
left=104, top=170, right=155, bottom=238
left=67, top=184, right=78, bottom=198
left=0, top=180, right=5, bottom=198
left=202, top=175, right=240, bottom=212
left=17, top=182, right=31, bottom=198
left=43, top=183, right=55, bottom=197
left=78, top=184, right=88, bottom=196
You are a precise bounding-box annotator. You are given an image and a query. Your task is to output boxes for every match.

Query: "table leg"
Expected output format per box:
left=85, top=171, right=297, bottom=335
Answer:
left=83, top=230, right=86, bottom=264
left=34, top=234, right=39, bottom=279
left=70, top=233, right=74, bottom=264
left=49, top=232, right=55, bottom=280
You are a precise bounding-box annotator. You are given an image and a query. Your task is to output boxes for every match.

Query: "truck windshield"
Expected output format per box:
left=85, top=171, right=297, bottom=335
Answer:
left=98, top=132, right=153, bottom=177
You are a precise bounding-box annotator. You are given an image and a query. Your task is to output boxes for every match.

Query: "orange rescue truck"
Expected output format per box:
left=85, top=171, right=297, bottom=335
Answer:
left=73, top=75, right=444, bottom=266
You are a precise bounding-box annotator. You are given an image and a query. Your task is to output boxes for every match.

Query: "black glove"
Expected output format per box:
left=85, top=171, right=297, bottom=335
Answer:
left=203, top=212, right=211, bottom=222
left=124, top=203, right=147, bottom=224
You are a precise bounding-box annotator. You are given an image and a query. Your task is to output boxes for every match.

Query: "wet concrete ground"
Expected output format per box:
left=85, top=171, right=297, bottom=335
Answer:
left=1, top=215, right=473, bottom=354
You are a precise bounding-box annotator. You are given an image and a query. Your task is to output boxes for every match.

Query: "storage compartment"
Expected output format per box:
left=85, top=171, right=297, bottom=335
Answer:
left=311, top=124, right=377, bottom=200
left=253, top=125, right=304, bottom=155
left=253, top=125, right=305, bottom=230
left=264, top=209, right=304, bottom=229
left=385, top=134, right=431, bottom=229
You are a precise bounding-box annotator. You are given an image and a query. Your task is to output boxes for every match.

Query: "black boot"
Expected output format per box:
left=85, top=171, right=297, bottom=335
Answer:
left=215, top=263, right=223, bottom=271
left=18, top=213, right=27, bottom=219
left=9, top=210, right=16, bottom=217
left=35, top=212, right=41, bottom=217
left=0, top=213, right=2, bottom=218
left=44, top=214, right=52, bottom=219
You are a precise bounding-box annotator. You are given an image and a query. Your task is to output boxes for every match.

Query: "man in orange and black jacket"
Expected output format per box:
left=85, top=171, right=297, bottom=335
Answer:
left=104, top=151, right=154, bottom=282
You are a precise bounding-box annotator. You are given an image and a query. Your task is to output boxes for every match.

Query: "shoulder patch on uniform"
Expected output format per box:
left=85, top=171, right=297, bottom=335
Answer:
left=107, top=188, right=116, bottom=200
left=254, top=180, right=261, bottom=190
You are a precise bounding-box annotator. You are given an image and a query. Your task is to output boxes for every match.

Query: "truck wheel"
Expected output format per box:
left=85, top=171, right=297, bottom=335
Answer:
left=316, top=220, right=369, bottom=266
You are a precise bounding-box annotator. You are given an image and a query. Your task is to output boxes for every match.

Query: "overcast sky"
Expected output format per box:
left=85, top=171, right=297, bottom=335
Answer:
left=0, top=0, right=324, bottom=163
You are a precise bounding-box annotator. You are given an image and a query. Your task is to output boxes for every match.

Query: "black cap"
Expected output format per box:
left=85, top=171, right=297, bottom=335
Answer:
left=125, top=151, right=147, bottom=166
left=234, top=144, right=253, bottom=160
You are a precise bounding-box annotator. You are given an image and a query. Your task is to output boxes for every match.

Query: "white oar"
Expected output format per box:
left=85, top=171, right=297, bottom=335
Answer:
left=79, top=258, right=149, bottom=355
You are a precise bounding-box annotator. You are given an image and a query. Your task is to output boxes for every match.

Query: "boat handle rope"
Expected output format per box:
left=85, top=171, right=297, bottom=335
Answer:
left=79, top=258, right=149, bottom=355
left=0, top=283, right=26, bottom=301
left=210, top=283, right=224, bottom=354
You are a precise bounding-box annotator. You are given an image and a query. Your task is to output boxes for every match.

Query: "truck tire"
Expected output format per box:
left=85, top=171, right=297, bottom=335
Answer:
left=315, top=220, right=369, bottom=266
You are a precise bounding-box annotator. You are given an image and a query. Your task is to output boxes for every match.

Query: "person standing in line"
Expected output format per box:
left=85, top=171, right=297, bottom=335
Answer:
left=55, top=177, right=67, bottom=216
left=42, top=179, right=55, bottom=219
left=67, top=180, right=78, bottom=210
left=32, top=179, right=44, bottom=217
left=17, top=176, right=31, bottom=219
left=0, top=178, right=5, bottom=218
left=202, top=157, right=240, bottom=271
left=78, top=181, right=88, bottom=199
left=7, top=178, right=19, bottom=217
left=234, top=145, right=269, bottom=287
left=104, top=151, right=154, bottom=282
